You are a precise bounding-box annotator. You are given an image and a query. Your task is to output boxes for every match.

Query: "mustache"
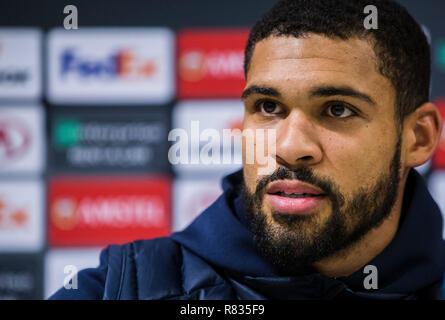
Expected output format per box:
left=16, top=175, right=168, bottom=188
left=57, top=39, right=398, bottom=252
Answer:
left=254, top=166, right=343, bottom=204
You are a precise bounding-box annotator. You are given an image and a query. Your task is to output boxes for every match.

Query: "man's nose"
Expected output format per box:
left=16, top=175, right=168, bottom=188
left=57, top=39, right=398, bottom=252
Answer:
left=274, top=110, right=323, bottom=168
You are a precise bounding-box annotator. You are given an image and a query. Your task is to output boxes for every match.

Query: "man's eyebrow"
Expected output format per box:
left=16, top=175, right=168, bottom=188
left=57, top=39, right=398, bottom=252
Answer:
left=309, top=86, right=376, bottom=105
left=241, top=85, right=376, bottom=105
left=241, top=85, right=281, bottom=100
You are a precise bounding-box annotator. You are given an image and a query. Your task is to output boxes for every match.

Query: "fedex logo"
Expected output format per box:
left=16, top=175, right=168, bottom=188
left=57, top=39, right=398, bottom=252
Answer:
left=47, top=28, right=174, bottom=104
left=60, top=48, right=157, bottom=79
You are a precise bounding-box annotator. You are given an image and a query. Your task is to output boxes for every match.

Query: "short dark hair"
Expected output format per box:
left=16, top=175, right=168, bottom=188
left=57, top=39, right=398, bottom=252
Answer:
left=244, top=0, right=431, bottom=123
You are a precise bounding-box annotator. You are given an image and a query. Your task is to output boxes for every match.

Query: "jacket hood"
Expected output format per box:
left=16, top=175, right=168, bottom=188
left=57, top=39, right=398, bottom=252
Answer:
left=171, top=168, right=445, bottom=298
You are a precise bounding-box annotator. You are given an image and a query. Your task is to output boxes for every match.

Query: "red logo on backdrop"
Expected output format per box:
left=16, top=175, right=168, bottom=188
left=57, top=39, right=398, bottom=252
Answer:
left=177, top=29, right=249, bottom=98
left=48, top=176, right=171, bottom=247
left=432, top=100, right=445, bottom=169
left=0, top=119, right=31, bottom=164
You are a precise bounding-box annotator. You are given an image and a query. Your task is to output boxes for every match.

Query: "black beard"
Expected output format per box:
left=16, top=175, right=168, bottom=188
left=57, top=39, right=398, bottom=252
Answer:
left=242, top=138, right=402, bottom=276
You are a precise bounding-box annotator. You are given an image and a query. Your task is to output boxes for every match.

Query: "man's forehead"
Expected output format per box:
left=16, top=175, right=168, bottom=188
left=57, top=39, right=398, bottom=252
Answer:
left=246, top=34, right=393, bottom=104
left=247, top=34, right=379, bottom=81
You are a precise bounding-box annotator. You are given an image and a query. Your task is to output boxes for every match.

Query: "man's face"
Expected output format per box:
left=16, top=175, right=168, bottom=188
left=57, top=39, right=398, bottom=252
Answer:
left=241, top=34, right=403, bottom=274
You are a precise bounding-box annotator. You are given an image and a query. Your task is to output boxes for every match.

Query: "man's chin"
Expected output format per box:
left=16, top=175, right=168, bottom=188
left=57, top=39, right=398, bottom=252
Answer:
left=261, top=200, right=331, bottom=229
left=249, top=210, right=330, bottom=275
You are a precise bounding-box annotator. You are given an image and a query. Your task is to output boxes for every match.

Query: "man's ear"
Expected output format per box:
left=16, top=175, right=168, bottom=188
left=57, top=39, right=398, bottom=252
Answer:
left=403, top=102, right=443, bottom=168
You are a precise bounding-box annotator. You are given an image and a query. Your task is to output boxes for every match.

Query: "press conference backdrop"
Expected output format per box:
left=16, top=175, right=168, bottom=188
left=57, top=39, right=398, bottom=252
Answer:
left=0, top=0, right=444, bottom=299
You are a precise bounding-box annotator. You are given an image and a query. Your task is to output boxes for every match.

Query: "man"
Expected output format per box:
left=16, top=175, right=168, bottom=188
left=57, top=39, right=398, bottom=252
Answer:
left=51, top=0, right=445, bottom=300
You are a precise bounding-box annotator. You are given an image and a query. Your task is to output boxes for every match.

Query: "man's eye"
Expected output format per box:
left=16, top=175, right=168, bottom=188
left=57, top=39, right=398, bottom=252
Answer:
left=326, top=104, right=355, bottom=118
left=258, top=101, right=281, bottom=114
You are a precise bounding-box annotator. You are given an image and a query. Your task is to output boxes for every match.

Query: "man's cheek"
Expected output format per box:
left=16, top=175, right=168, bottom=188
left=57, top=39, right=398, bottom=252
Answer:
left=242, top=128, right=278, bottom=177
left=324, top=143, right=375, bottom=191
left=242, top=165, right=258, bottom=195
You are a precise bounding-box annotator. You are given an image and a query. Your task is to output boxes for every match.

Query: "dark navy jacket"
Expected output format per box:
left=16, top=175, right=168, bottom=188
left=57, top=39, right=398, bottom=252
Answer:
left=50, top=169, right=445, bottom=300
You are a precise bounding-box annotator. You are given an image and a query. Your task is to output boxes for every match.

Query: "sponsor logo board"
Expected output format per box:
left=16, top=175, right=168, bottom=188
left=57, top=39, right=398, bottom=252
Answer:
left=0, top=254, right=43, bottom=299
left=437, top=40, right=445, bottom=72
left=50, top=108, right=170, bottom=173
left=432, top=100, right=445, bottom=169
left=48, top=176, right=171, bottom=247
left=172, top=100, right=244, bottom=175
left=173, top=178, right=222, bottom=232
left=0, top=28, right=41, bottom=100
left=44, top=248, right=102, bottom=299
left=428, top=172, right=445, bottom=240
left=0, top=105, right=45, bottom=174
left=0, top=180, right=44, bottom=252
left=48, top=28, right=174, bottom=105
left=177, top=29, right=249, bottom=98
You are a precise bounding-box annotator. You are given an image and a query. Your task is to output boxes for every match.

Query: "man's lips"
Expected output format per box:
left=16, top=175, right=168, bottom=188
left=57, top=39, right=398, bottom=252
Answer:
left=266, top=180, right=326, bottom=195
left=265, top=180, right=327, bottom=215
